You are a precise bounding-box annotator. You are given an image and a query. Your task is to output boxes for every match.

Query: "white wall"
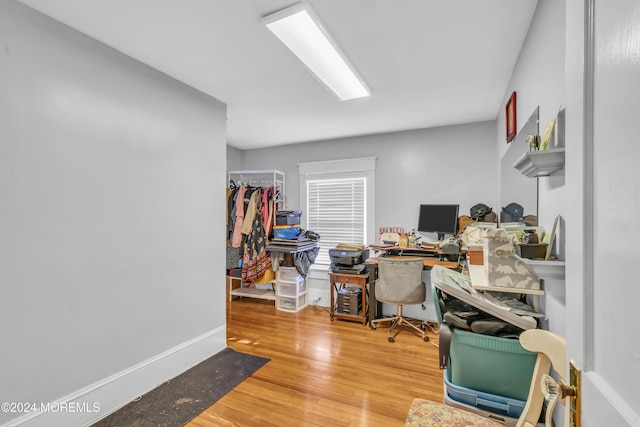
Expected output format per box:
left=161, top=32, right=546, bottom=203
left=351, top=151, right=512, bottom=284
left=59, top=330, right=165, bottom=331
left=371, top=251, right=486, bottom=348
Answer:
left=0, top=2, right=227, bottom=425
left=564, top=0, right=640, bottom=424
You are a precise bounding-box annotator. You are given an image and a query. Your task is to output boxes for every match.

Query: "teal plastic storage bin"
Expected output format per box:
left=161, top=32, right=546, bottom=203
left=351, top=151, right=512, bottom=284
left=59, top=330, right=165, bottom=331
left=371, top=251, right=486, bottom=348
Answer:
left=444, top=369, right=526, bottom=418
left=448, top=327, right=536, bottom=401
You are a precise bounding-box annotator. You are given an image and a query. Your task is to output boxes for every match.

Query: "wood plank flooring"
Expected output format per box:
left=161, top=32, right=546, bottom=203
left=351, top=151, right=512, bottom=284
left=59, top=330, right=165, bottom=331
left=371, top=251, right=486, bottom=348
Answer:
left=187, top=298, right=444, bottom=427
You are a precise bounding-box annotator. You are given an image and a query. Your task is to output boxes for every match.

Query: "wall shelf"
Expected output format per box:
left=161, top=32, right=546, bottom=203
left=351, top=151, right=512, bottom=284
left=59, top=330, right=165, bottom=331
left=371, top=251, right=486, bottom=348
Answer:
left=515, top=255, right=565, bottom=279
left=513, top=147, right=565, bottom=177
left=515, top=255, right=566, bottom=308
left=229, top=286, right=276, bottom=301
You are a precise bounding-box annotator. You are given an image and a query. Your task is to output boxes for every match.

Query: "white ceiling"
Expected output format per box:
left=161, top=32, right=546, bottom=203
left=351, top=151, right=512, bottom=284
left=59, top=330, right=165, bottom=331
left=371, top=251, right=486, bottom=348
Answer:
left=17, top=0, right=538, bottom=150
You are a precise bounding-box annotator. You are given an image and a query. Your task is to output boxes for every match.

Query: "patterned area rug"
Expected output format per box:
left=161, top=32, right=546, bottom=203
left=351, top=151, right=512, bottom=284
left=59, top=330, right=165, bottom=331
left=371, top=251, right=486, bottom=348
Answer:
left=93, top=348, right=269, bottom=427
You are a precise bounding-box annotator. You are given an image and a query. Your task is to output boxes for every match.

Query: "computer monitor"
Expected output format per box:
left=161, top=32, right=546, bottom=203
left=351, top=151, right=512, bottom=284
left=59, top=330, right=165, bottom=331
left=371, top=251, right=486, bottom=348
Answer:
left=417, top=204, right=460, bottom=240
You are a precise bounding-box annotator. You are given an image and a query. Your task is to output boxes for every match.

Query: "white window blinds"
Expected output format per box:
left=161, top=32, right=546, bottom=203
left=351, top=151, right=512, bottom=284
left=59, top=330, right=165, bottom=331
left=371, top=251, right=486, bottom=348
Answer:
left=306, top=176, right=366, bottom=266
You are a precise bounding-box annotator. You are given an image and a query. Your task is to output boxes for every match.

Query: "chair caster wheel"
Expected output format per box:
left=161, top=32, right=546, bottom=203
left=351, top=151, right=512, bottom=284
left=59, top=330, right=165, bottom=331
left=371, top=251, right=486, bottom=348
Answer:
left=388, top=336, right=395, bottom=343
left=423, top=336, right=429, bottom=342
left=371, top=324, right=377, bottom=330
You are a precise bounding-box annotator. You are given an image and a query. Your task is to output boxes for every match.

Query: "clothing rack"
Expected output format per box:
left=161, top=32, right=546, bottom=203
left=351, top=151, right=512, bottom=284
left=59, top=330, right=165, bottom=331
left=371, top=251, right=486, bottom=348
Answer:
left=227, top=169, right=286, bottom=302
left=228, top=169, right=286, bottom=211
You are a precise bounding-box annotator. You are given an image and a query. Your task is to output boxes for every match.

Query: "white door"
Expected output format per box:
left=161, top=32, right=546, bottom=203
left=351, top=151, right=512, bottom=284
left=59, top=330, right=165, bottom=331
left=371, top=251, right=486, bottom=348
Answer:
left=565, top=0, right=640, bottom=425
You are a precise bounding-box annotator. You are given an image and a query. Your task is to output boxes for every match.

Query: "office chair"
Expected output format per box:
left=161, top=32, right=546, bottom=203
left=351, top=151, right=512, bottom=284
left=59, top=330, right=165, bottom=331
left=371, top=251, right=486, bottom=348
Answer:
left=370, top=257, right=428, bottom=343
left=405, top=329, right=569, bottom=427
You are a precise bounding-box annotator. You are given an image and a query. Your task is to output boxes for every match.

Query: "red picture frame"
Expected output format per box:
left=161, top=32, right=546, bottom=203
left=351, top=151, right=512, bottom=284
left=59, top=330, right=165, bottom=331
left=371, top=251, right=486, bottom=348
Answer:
left=505, top=91, right=517, bottom=143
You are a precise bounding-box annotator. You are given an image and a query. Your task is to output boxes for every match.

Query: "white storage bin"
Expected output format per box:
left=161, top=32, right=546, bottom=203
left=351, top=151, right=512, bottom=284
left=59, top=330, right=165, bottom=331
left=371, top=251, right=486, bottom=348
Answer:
left=277, top=267, right=302, bottom=282
left=277, top=277, right=306, bottom=297
left=276, top=294, right=307, bottom=312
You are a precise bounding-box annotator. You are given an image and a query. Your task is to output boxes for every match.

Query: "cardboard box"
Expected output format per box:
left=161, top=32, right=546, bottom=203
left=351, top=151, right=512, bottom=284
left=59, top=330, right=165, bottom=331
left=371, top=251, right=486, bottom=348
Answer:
left=467, top=244, right=483, bottom=265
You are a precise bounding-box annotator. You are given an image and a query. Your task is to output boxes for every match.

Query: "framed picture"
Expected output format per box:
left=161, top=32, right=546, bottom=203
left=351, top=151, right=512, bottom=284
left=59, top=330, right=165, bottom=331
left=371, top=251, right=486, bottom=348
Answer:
left=505, top=91, right=517, bottom=143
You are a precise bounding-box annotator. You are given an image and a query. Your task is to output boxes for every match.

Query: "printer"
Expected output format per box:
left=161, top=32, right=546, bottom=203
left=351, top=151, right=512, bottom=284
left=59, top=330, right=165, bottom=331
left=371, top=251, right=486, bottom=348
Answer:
left=329, top=248, right=370, bottom=274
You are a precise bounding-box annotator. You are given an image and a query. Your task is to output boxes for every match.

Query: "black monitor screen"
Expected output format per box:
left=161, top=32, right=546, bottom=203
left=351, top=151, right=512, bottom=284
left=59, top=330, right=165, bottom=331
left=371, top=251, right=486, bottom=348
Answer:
left=417, top=204, right=460, bottom=240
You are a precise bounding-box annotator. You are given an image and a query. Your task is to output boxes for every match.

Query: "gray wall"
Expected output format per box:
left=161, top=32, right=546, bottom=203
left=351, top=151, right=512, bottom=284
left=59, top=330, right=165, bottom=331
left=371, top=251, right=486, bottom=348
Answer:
left=227, top=145, right=244, bottom=172
left=496, top=2, right=567, bottom=424
left=236, top=121, right=499, bottom=233
left=497, top=0, right=566, bottom=242
left=0, top=2, right=227, bottom=425
left=496, top=0, right=566, bottom=338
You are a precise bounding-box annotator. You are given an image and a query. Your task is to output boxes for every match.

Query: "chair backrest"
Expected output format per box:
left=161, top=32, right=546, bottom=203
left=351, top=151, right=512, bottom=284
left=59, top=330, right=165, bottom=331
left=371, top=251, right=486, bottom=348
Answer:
left=517, top=329, right=568, bottom=427
left=375, top=257, right=425, bottom=305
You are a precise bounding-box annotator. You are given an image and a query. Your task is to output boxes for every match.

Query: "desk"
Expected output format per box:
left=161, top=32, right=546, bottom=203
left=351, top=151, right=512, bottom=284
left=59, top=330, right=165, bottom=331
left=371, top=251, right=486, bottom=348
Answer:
left=329, top=272, right=369, bottom=325
left=371, top=243, right=455, bottom=254
left=365, top=255, right=458, bottom=270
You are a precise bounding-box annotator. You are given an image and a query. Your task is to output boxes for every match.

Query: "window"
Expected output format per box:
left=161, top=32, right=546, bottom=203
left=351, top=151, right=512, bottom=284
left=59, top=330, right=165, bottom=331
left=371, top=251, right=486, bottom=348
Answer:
left=306, top=176, right=365, bottom=265
left=299, top=157, right=376, bottom=267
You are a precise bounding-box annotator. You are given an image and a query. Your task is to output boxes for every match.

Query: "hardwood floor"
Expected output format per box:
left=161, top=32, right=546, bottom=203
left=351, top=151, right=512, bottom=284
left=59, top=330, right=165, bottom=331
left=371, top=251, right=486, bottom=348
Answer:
left=187, top=298, right=444, bottom=427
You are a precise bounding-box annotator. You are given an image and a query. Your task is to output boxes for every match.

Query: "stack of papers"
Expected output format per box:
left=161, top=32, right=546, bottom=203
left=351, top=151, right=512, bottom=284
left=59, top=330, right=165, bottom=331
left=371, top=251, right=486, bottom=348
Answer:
left=335, top=242, right=365, bottom=251
left=266, top=237, right=318, bottom=252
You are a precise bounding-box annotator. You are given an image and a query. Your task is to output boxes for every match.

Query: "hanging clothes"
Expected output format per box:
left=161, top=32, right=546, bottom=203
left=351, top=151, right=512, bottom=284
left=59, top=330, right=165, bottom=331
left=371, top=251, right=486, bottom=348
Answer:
left=231, top=186, right=246, bottom=248
left=242, top=197, right=272, bottom=283
left=261, top=188, right=270, bottom=233
left=241, top=187, right=261, bottom=236
left=293, top=246, right=320, bottom=278
left=264, top=198, right=274, bottom=239
left=226, top=173, right=281, bottom=276
left=226, top=186, right=237, bottom=243
left=226, top=186, right=243, bottom=269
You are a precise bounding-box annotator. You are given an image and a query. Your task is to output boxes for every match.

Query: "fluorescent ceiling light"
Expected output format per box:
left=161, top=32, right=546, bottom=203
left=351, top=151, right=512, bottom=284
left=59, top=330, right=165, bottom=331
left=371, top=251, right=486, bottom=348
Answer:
left=262, top=2, right=370, bottom=101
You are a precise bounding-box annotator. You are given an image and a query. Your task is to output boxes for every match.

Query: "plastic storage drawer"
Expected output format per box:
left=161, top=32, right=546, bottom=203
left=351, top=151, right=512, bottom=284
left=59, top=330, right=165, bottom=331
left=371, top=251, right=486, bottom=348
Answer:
left=276, top=294, right=307, bottom=312
left=444, top=393, right=545, bottom=427
left=277, top=277, right=306, bottom=296
left=277, top=267, right=302, bottom=282
left=444, top=369, right=526, bottom=419
left=448, top=328, right=536, bottom=401
left=444, top=393, right=521, bottom=427
left=276, top=210, right=302, bottom=225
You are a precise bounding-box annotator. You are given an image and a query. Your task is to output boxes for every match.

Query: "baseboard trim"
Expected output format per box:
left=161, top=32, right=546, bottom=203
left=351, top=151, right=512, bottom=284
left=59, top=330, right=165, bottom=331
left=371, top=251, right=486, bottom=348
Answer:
left=2, top=326, right=227, bottom=427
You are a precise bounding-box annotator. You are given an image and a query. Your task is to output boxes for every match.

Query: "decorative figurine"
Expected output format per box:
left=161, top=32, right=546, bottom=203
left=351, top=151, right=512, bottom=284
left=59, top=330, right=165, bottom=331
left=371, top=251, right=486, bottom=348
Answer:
left=526, top=134, right=541, bottom=151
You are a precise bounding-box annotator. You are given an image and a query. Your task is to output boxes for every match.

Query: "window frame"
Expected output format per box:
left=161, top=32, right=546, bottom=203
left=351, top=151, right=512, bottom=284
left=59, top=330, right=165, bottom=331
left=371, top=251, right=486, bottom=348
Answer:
left=298, top=157, right=376, bottom=270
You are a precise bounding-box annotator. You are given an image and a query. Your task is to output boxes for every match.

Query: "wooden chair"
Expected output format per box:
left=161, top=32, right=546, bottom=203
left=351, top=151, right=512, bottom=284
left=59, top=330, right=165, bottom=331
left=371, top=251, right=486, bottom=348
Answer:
left=517, top=329, right=569, bottom=427
left=405, top=329, right=568, bottom=427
